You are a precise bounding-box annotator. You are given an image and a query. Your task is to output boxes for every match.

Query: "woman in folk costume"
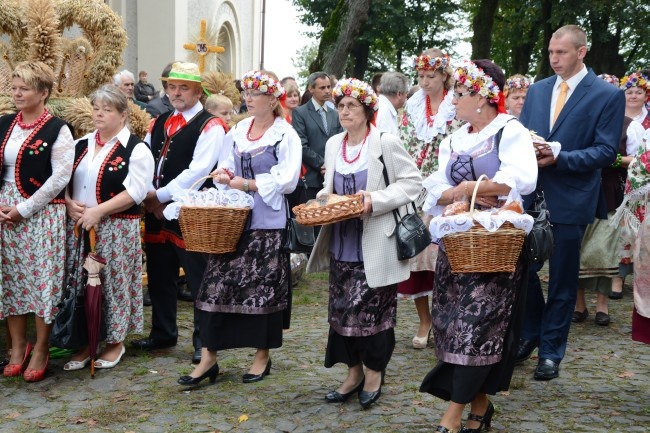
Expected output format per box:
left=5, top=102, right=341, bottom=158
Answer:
left=307, top=78, right=422, bottom=409
left=63, top=85, right=154, bottom=371
left=180, top=71, right=301, bottom=386
left=0, top=61, right=74, bottom=382
left=398, top=48, right=460, bottom=349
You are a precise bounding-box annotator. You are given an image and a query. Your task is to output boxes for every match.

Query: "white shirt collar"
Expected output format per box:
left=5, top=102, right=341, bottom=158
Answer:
left=175, top=100, right=204, bottom=120
left=554, top=64, right=588, bottom=92
left=311, top=98, right=327, bottom=112
left=378, top=94, right=397, bottom=116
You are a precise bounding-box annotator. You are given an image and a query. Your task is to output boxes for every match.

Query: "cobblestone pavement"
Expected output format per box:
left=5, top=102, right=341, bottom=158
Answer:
left=1, top=269, right=649, bottom=433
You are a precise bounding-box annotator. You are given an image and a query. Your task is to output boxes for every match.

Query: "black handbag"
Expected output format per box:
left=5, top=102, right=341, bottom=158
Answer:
left=379, top=155, right=432, bottom=261
left=283, top=180, right=315, bottom=254
left=524, top=190, right=554, bottom=263
left=50, top=231, right=107, bottom=349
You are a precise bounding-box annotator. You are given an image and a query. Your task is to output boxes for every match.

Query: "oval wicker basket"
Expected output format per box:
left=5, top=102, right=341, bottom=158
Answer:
left=293, top=194, right=363, bottom=226
left=441, top=174, right=525, bottom=273
left=178, top=176, right=250, bottom=254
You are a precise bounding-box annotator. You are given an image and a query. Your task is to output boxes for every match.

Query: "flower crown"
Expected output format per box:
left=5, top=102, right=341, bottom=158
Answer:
left=453, top=61, right=501, bottom=104
left=598, top=74, right=619, bottom=87
left=332, top=78, right=378, bottom=111
left=506, top=76, right=531, bottom=90
left=620, top=72, right=649, bottom=91
left=412, top=53, right=451, bottom=72
left=241, top=70, right=285, bottom=98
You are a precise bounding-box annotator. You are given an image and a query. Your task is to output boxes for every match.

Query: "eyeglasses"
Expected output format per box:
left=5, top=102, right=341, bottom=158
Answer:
left=453, top=90, right=474, bottom=99
left=242, top=91, right=265, bottom=99
left=337, top=103, right=363, bottom=112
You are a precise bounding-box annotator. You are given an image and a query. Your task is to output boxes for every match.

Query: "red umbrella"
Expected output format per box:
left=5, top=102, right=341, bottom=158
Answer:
left=82, top=228, right=106, bottom=378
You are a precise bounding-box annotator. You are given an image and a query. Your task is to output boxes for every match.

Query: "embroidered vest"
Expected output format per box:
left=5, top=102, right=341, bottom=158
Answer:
left=73, top=134, right=143, bottom=218
left=145, top=109, right=216, bottom=246
left=0, top=113, right=68, bottom=203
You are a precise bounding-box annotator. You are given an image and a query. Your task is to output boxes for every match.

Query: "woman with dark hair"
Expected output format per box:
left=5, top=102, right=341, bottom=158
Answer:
left=420, top=60, right=537, bottom=432
left=307, top=78, right=422, bottom=409
left=0, top=61, right=74, bottom=382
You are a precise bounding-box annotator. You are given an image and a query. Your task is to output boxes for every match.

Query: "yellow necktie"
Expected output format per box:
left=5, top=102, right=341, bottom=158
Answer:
left=552, top=81, right=569, bottom=126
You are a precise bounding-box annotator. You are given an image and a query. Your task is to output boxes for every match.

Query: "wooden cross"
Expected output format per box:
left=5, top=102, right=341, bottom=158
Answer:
left=183, top=20, right=225, bottom=73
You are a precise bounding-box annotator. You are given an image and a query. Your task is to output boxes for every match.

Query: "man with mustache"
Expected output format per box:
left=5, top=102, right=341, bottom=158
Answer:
left=132, top=62, right=226, bottom=365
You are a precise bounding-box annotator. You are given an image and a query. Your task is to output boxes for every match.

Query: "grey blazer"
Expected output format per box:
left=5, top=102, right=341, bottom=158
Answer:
left=307, top=127, right=422, bottom=288
left=291, top=102, right=343, bottom=188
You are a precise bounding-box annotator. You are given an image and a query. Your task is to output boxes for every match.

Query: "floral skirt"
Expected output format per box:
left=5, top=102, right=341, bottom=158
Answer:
left=0, top=183, right=66, bottom=323
left=65, top=218, right=143, bottom=343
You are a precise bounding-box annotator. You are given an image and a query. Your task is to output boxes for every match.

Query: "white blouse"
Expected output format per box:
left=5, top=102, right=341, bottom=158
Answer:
left=404, top=89, right=456, bottom=142
left=219, top=116, right=302, bottom=210
left=335, top=134, right=369, bottom=175
left=72, top=126, right=154, bottom=206
left=423, top=113, right=538, bottom=217
left=626, top=119, right=646, bottom=156
left=2, top=123, right=74, bottom=218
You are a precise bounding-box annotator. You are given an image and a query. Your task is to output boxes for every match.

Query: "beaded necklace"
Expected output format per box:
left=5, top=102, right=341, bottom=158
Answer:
left=95, top=130, right=108, bottom=147
left=246, top=118, right=273, bottom=141
left=16, top=109, right=49, bottom=130
left=425, top=90, right=447, bottom=126
left=342, top=127, right=370, bottom=164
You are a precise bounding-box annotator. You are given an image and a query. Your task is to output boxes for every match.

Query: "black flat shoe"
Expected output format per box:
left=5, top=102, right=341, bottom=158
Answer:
left=130, top=337, right=177, bottom=351
left=515, top=338, right=538, bottom=364
left=142, top=289, right=152, bottom=306
left=177, top=363, right=219, bottom=386
left=459, top=400, right=494, bottom=432
left=595, top=311, right=611, bottom=326
left=325, top=378, right=365, bottom=403
left=358, top=386, right=381, bottom=409
left=191, top=348, right=202, bottom=364
left=177, top=287, right=193, bottom=302
left=534, top=358, right=560, bottom=381
left=242, top=359, right=272, bottom=383
left=435, top=427, right=457, bottom=433
left=572, top=308, right=588, bottom=323
left=609, top=291, right=623, bottom=300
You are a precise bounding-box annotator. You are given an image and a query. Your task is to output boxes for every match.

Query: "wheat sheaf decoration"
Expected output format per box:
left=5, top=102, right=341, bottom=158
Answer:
left=0, top=0, right=151, bottom=139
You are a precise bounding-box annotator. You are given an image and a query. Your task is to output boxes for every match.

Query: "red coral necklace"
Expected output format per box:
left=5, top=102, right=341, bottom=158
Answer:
left=16, top=109, right=49, bottom=130
left=425, top=90, right=447, bottom=126
left=95, top=130, right=108, bottom=147
left=342, top=127, right=370, bottom=164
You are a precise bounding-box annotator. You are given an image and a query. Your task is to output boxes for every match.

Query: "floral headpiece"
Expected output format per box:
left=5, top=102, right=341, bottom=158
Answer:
left=620, top=72, right=649, bottom=91
left=412, top=53, right=451, bottom=72
left=241, top=70, right=285, bottom=98
left=332, top=78, right=378, bottom=111
left=506, top=76, right=531, bottom=90
left=453, top=60, right=501, bottom=104
left=598, top=74, right=619, bottom=87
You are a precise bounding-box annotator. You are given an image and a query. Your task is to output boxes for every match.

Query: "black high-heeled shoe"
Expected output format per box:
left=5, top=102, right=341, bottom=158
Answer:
left=325, top=377, right=365, bottom=403
left=242, top=359, right=272, bottom=383
left=177, top=363, right=219, bottom=386
left=459, top=400, right=494, bottom=432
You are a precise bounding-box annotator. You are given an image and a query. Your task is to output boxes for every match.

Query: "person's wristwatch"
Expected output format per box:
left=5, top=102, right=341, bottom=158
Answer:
left=243, top=179, right=249, bottom=192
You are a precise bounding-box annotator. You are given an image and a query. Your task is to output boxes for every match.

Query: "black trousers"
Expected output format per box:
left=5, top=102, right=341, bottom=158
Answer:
left=145, top=241, right=207, bottom=350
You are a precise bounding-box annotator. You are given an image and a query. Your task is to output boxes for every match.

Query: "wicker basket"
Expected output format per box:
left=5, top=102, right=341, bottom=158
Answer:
left=178, top=176, right=250, bottom=254
left=293, top=194, right=363, bottom=226
left=441, top=174, right=525, bottom=273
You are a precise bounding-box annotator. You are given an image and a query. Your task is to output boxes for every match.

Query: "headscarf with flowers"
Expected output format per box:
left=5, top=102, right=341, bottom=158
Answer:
left=598, top=73, right=620, bottom=87
left=412, top=53, right=450, bottom=72
left=505, top=75, right=531, bottom=91
left=620, top=72, right=649, bottom=91
left=332, top=78, right=378, bottom=111
left=241, top=70, right=285, bottom=98
left=453, top=60, right=502, bottom=106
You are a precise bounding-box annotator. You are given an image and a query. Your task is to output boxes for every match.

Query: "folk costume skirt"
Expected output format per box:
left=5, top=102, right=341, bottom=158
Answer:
left=65, top=218, right=144, bottom=343
left=325, top=257, right=398, bottom=371
left=0, top=182, right=66, bottom=323
left=196, top=229, right=288, bottom=351
left=420, top=249, right=527, bottom=403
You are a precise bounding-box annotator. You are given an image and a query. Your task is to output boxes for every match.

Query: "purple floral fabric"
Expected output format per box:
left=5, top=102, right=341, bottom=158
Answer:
left=196, top=229, right=288, bottom=314
left=432, top=249, right=525, bottom=366
left=328, top=257, right=397, bottom=337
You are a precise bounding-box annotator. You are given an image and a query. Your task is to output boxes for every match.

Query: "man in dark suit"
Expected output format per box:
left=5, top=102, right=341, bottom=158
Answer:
left=289, top=72, right=343, bottom=213
left=517, top=25, right=625, bottom=380
left=146, top=62, right=174, bottom=118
